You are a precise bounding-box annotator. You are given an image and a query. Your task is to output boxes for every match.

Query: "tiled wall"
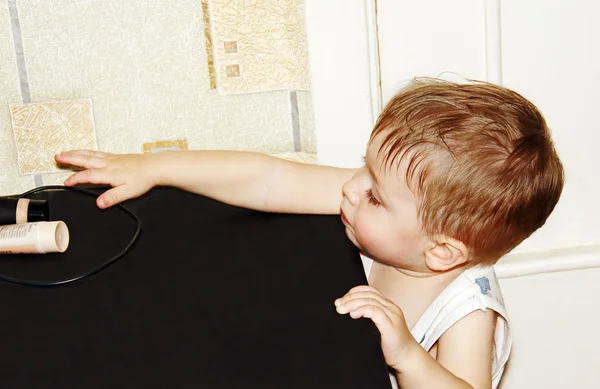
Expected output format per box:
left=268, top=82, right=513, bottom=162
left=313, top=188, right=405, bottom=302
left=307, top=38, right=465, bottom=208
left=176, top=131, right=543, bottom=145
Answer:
left=0, top=0, right=315, bottom=196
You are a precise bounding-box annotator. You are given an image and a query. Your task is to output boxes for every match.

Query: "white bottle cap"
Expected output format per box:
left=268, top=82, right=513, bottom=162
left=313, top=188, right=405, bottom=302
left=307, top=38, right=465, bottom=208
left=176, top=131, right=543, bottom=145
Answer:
left=38, top=221, right=70, bottom=253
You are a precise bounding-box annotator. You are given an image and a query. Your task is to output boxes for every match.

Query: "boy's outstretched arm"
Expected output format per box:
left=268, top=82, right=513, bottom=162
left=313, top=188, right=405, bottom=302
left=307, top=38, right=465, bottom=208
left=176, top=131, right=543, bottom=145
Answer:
left=55, top=150, right=355, bottom=214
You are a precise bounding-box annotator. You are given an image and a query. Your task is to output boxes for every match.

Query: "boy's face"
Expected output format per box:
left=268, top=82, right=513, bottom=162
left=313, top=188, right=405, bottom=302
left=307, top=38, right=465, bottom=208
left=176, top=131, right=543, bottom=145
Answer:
left=340, top=132, right=432, bottom=272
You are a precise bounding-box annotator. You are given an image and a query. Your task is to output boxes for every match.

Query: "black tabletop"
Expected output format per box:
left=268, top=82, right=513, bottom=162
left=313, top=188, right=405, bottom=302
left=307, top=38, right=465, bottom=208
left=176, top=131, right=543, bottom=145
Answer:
left=0, top=186, right=391, bottom=389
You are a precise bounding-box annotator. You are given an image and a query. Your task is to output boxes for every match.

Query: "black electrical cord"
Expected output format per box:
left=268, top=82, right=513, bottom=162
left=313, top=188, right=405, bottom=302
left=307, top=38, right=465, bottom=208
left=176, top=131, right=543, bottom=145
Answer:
left=0, top=185, right=141, bottom=287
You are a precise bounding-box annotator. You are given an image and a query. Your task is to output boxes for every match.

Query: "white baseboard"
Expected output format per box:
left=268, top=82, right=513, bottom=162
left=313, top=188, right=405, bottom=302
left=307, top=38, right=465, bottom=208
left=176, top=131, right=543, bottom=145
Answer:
left=495, top=244, right=600, bottom=279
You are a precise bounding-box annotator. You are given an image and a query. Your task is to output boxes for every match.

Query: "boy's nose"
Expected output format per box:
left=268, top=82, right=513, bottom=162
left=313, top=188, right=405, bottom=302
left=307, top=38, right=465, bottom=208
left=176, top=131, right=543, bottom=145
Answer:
left=342, top=178, right=360, bottom=206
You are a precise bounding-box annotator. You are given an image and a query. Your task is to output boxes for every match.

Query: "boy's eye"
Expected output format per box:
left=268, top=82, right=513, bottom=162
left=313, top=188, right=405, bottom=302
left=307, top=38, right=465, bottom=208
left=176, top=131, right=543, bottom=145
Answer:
left=365, top=189, right=381, bottom=206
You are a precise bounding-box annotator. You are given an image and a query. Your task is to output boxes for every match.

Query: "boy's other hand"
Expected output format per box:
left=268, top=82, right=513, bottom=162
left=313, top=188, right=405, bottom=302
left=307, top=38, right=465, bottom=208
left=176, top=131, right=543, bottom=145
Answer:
left=55, top=150, right=155, bottom=209
left=334, top=285, right=420, bottom=372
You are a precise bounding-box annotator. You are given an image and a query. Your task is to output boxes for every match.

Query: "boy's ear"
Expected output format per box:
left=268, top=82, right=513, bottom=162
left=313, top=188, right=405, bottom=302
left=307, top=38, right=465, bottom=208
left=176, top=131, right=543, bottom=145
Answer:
left=424, top=236, right=469, bottom=272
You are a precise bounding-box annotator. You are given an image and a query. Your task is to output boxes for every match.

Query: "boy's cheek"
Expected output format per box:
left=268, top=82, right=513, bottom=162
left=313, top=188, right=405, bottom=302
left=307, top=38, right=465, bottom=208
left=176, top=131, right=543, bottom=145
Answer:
left=353, top=227, right=378, bottom=256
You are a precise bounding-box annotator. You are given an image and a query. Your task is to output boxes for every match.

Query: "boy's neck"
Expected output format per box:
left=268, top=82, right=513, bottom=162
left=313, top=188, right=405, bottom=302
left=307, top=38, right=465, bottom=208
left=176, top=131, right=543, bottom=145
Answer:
left=392, top=264, right=467, bottom=279
left=369, top=262, right=467, bottom=329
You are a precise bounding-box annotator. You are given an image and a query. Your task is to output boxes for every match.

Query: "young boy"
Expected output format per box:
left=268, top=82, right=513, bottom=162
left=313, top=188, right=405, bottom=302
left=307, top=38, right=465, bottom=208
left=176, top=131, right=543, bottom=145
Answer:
left=55, top=78, right=564, bottom=389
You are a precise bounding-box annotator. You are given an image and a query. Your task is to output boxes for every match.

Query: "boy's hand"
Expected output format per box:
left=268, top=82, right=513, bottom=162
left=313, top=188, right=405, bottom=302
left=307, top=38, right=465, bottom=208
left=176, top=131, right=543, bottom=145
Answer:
left=334, top=285, right=419, bottom=371
left=55, top=150, right=155, bottom=209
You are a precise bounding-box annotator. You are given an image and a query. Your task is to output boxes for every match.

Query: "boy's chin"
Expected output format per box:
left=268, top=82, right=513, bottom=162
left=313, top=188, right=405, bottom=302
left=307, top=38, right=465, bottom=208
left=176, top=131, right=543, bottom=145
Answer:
left=344, top=228, right=362, bottom=250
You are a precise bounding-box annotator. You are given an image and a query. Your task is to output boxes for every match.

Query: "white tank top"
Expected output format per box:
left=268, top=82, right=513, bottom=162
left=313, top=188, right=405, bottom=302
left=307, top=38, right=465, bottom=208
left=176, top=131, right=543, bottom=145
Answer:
left=362, top=257, right=512, bottom=389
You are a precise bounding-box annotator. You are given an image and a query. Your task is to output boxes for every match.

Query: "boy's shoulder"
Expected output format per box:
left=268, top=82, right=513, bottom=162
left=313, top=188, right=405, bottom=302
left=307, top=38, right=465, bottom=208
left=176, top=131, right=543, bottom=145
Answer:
left=412, top=266, right=508, bottom=344
left=413, top=265, right=512, bottom=386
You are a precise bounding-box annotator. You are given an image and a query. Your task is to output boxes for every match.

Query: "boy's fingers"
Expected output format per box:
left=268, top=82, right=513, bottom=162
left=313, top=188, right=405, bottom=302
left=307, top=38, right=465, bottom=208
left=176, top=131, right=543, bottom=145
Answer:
left=348, top=304, right=394, bottom=328
left=97, top=185, right=138, bottom=208
left=64, top=168, right=110, bottom=187
left=336, top=296, right=394, bottom=316
left=56, top=151, right=107, bottom=169
left=335, top=290, right=394, bottom=309
left=63, top=149, right=110, bottom=158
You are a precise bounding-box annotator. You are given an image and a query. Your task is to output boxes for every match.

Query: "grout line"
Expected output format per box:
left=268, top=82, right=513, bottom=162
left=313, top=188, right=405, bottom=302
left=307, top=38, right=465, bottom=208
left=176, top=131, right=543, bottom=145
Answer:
left=290, top=91, right=301, bottom=152
left=365, top=0, right=383, bottom=125
left=201, top=0, right=217, bottom=89
left=484, top=0, right=503, bottom=84
left=7, top=0, right=31, bottom=103
left=8, top=0, right=43, bottom=186
left=33, top=174, right=44, bottom=187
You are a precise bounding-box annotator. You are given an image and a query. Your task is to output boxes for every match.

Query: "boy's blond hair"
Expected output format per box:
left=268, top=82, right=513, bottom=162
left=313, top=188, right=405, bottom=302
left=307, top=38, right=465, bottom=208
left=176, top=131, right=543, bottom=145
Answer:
left=372, top=79, right=564, bottom=265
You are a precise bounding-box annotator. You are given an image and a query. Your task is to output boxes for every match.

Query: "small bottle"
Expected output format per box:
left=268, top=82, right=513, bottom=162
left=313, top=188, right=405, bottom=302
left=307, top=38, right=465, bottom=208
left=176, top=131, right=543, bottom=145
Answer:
left=0, top=221, right=69, bottom=254
left=0, top=197, right=49, bottom=226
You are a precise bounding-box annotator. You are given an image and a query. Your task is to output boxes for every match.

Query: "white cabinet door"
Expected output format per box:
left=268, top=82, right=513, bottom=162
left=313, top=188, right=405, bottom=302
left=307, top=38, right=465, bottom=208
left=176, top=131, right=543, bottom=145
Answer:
left=305, top=0, right=376, bottom=168
left=499, top=267, right=600, bottom=389
left=377, top=0, right=487, bottom=102
left=502, top=0, right=600, bottom=253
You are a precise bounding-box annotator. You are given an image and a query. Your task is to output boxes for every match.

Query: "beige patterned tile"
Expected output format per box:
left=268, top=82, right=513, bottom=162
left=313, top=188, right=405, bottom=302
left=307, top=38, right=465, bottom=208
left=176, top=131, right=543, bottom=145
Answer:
left=10, top=99, right=97, bottom=174
left=17, top=0, right=209, bottom=155
left=208, top=0, right=311, bottom=94
left=223, top=41, right=238, bottom=54
left=7, top=0, right=314, bottom=168
left=191, top=90, right=294, bottom=153
left=40, top=170, right=76, bottom=187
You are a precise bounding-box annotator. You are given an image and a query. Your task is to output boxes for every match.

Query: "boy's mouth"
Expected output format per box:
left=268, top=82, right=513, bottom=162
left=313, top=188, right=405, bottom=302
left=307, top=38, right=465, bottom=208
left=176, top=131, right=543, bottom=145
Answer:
left=341, top=212, right=350, bottom=226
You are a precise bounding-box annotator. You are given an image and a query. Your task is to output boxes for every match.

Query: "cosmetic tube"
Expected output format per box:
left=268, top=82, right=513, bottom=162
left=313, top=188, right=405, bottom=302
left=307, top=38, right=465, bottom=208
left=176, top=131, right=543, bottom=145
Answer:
left=0, top=221, right=69, bottom=254
left=0, top=198, right=49, bottom=226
